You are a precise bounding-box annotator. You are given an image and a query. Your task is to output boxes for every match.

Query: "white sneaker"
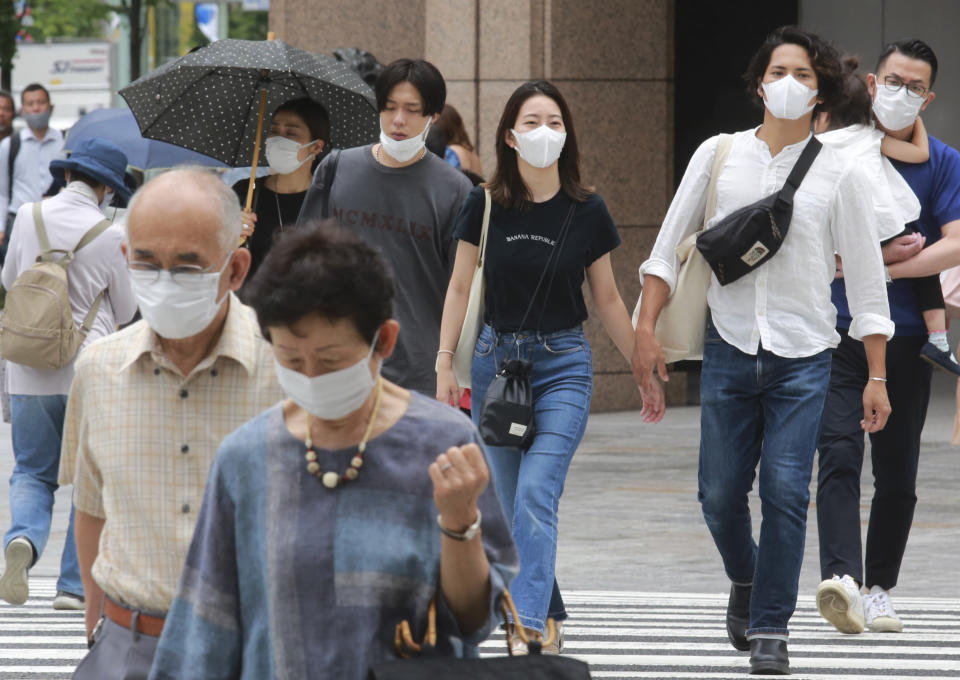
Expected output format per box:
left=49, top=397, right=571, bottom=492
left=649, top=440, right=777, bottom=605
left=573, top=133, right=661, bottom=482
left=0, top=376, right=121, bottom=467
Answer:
left=816, top=574, right=865, bottom=634
left=864, top=586, right=903, bottom=632
left=52, top=590, right=85, bottom=611
left=0, top=537, right=33, bottom=605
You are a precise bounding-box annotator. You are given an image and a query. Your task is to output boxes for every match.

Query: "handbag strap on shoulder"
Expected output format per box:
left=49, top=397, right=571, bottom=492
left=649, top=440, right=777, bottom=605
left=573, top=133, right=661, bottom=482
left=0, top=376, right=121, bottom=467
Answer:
left=703, top=134, right=734, bottom=229
left=478, top=187, right=492, bottom=267
left=778, top=136, right=822, bottom=206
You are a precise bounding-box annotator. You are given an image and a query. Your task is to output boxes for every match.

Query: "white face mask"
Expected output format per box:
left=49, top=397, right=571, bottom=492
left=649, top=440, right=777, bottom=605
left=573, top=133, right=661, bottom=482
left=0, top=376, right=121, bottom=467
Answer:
left=129, top=254, right=232, bottom=340
left=265, top=136, right=318, bottom=174
left=872, top=83, right=925, bottom=131
left=511, top=125, right=567, bottom=168
left=761, top=75, right=819, bottom=120
left=379, top=119, right=431, bottom=162
left=274, top=330, right=381, bottom=420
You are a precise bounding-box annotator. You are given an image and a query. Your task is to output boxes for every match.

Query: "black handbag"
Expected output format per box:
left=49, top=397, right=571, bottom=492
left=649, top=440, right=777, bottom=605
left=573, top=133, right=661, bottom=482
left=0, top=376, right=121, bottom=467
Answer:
left=367, top=591, right=591, bottom=680
left=478, top=203, right=576, bottom=451
left=696, top=136, right=822, bottom=285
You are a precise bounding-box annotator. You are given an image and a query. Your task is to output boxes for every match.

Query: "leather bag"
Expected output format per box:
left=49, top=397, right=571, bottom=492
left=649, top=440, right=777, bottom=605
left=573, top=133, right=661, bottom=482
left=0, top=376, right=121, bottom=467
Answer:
left=696, top=136, right=821, bottom=285
left=453, top=188, right=492, bottom=389
left=632, top=133, right=732, bottom=363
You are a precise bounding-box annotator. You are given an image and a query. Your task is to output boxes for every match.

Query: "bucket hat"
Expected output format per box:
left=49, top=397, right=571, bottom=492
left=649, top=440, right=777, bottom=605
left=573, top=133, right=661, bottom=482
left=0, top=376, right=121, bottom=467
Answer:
left=49, top=138, right=132, bottom=200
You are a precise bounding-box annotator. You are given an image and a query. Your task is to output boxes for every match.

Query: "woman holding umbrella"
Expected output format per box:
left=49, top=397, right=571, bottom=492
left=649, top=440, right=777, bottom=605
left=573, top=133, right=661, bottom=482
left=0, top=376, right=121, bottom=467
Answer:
left=234, top=98, right=330, bottom=282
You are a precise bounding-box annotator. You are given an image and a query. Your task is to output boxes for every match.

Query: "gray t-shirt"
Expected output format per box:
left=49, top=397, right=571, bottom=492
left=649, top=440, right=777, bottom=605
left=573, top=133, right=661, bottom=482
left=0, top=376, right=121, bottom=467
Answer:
left=298, top=146, right=472, bottom=395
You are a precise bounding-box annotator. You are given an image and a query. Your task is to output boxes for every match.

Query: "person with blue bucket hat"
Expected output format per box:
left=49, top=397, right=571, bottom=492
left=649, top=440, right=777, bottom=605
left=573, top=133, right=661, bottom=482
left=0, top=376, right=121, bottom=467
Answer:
left=0, top=138, right=138, bottom=612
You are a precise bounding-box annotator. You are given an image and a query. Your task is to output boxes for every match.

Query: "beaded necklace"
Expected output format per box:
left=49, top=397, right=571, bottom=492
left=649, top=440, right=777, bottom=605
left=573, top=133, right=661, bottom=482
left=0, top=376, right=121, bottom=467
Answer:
left=304, top=377, right=383, bottom=489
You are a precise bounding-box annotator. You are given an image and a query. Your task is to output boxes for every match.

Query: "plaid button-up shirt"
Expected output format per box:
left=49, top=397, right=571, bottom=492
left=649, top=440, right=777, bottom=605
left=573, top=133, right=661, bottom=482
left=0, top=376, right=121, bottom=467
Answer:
left=60, top=295, right=282, bottom=613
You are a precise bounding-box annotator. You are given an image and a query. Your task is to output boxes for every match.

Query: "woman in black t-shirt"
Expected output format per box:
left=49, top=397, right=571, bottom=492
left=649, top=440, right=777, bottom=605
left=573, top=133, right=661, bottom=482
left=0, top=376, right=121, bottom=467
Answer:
left=436, top=80, right=641, bottom=653
left=233, top=98, right=329, bottom=284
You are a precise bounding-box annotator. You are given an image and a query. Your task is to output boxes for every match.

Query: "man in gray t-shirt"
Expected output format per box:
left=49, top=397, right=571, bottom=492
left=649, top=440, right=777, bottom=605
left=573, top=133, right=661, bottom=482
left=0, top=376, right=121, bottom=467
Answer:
left=298, top=59, right=472, bottom=395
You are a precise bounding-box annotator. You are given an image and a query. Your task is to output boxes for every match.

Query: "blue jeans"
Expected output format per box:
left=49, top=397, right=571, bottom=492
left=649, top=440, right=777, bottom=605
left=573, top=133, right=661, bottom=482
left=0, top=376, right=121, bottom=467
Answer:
left=698, top=324, right=830, bottom=638
left=471, top=324, right=592, bottom=632
left=4, top=394, right=82, bottom=596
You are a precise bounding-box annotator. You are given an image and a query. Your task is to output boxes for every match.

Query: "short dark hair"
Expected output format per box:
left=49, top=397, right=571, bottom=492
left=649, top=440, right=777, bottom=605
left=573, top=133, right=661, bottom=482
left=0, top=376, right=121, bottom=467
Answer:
left=374, top=58, right=446, bottom=116
left=245, top=223, right=394, bottom=345
left=487, top=80, right=590, bottom=211
left=21, top=83, right=51, bottom=105
left=876, top=38, right=938, bottom=88
left=0, top=90, right=13, bottom=109
left=743, top=26, right=843, bottom=116
left=825, top=56, right=873, bottom=130
left=65, top=169, right=105, bottom=191
left=274, top=97, right=331, bottom=143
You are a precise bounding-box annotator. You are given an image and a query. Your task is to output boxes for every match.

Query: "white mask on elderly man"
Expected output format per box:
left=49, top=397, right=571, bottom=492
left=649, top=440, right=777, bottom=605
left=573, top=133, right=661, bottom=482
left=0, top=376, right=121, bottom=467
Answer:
left=265, top=136, right=318, bottom=175
left=511, top=125, right=567, bottom=168
left=761, top=75, right=819, bottom=120
left=274, top=331, right=381, bottom=420
left=128, top=254, right=232, bottom=340
left=379, top=120, right=431, bottom=162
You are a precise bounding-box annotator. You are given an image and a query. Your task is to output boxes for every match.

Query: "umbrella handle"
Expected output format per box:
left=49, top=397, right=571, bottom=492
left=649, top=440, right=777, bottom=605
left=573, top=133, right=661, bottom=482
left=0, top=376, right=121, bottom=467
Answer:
left=241, top=87, right=268, bottom=245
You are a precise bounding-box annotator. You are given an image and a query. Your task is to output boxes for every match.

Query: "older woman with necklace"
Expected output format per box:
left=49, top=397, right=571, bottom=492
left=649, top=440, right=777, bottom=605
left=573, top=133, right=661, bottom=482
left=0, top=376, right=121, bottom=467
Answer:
left=148, top=225, right=517, bottom=680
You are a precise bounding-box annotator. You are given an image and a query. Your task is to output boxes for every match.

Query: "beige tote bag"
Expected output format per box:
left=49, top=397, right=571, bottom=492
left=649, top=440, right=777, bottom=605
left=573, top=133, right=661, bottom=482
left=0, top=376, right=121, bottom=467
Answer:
left=633, top=134, right=733, bottom=363
left=453, top=188, right=492, bottom=388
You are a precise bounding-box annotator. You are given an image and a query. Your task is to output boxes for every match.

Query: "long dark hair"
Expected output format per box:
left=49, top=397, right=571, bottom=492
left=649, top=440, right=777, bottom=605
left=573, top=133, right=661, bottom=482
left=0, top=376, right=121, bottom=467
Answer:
left=487, top=80, right=590, bottom=211
left=435, top=105, right=474, bottom=151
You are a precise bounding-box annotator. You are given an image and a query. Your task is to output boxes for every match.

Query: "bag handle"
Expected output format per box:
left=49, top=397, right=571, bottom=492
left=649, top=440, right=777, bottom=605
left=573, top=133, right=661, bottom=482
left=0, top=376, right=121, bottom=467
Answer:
left=777, top=136, right=822, bottom=207
left=698, top=133, right=734, bottom=236
left=393, top=590, right=557, bottom=659
left=477, top=187, right=492, bottom=268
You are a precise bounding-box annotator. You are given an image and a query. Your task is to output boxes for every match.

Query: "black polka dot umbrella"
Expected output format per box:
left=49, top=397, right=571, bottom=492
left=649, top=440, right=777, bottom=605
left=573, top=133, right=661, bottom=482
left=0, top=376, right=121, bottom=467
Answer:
left=119, top=38, right=378, bottom=210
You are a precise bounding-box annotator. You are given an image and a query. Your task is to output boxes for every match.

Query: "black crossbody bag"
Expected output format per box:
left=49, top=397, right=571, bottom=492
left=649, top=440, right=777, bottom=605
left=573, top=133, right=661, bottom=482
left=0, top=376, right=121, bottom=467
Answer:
left=696, top=136, right=822, bottom=285
left=478, top=203, right=576, bottom=451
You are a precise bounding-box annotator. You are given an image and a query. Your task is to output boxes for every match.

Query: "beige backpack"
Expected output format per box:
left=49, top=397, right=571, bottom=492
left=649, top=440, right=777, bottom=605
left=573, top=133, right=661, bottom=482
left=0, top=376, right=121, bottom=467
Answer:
left=0, top=202, right=111, bottom=370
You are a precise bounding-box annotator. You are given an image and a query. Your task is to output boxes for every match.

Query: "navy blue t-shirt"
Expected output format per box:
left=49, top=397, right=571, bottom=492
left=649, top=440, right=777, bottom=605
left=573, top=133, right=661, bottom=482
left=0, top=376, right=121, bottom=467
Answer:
left=833, top=135, right=960, bottom=336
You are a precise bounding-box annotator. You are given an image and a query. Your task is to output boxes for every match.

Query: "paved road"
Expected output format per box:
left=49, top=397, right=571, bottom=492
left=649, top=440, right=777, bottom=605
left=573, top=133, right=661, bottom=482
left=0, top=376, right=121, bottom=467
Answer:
left=3, top=578, right=958, bottom=678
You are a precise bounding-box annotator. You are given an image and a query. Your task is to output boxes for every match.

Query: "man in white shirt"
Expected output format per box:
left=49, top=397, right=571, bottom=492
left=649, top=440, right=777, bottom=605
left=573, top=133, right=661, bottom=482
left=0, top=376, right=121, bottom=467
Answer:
left=0, top=139, right=137, bottom=611
left=632, top=27, right=893, bottom=675
left=0, top=83, right=66, bottom=263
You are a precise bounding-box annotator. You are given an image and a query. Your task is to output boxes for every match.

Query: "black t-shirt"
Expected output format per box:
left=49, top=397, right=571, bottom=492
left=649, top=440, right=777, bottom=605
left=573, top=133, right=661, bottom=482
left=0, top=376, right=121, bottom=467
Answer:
left=453, top=185, right=620, bottom=333
left=232, top=178, right=307, bottom=281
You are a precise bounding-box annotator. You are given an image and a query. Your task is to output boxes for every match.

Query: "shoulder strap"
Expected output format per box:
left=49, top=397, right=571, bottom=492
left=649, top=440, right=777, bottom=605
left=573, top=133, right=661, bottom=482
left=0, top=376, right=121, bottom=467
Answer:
left=477, top=187, right=492, bottom=266
left=8, top=133, right=20, bottom=202
left=702, top=133, right=733, bottom=229
left=72, top=218, right=112, bottom=254
left=319, top=148, right=342, bottom=220
left=515, top=202, right=576, bottom=335
left=32, top=202, right=53, bottom=254
left=778, top=136, right=823, bottom=206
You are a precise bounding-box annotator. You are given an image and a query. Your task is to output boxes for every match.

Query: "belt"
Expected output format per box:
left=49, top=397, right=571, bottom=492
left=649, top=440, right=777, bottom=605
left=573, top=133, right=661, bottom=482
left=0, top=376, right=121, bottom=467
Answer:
left=103, top=597, right=165, bottom=637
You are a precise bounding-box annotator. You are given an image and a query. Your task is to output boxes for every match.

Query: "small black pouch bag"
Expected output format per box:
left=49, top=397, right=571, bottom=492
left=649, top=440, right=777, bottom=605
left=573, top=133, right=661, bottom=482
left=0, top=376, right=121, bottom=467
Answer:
left=696, top=136, right=821, bottom=285
left=478, top=203, right=576, bottom=451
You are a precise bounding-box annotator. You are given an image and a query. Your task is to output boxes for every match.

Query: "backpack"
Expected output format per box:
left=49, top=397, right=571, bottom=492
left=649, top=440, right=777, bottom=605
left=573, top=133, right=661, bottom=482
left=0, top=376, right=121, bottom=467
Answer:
left=0, top=202, right=111, bottom=370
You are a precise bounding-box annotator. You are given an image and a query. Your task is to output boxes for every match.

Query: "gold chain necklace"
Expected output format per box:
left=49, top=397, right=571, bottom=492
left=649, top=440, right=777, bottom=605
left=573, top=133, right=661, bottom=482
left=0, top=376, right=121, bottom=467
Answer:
left=304, top=378, right=383, bottom=489
left=375, top=143, right=426, bottom=165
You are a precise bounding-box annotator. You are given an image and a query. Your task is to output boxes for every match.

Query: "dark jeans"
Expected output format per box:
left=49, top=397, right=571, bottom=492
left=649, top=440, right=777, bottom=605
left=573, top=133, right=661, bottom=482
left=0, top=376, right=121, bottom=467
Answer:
left=698, top=323, right=832, bottom=637
left=816, top=330, right=931, bottom=590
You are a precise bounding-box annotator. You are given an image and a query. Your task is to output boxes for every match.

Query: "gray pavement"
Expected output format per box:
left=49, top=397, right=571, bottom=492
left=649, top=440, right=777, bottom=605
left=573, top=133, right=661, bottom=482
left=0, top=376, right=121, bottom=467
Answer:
left=2, top=372, right=958, bottom=601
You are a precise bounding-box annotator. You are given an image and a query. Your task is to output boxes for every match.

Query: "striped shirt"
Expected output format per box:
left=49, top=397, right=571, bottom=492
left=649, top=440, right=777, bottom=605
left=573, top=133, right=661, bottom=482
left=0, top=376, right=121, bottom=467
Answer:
left=59, top=295, right=282, bottom=613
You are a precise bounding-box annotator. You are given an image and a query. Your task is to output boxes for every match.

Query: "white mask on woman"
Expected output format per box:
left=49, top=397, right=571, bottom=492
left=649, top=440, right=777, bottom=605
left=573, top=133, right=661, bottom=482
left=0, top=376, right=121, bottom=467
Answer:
left=872, top=84, right=925, bottom=131
left=129, top=255, right=232, bottom=340
left=511, top=125, right=566, bottom=168
left=379, top=120, right=431, bottom=162
left=275, top=331, right=381, bottom=420
left=265, top=136, right=318, bottom=174
left=761, top=75, right=819, bottom=120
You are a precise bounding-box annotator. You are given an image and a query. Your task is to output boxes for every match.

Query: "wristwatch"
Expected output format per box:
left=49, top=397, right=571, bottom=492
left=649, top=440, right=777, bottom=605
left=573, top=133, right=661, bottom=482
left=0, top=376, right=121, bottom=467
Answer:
left=436, top=510, right=482, bottom=541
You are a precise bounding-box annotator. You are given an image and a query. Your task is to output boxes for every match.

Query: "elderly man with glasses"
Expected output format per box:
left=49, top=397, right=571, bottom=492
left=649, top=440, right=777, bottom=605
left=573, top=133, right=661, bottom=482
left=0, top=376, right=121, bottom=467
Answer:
left=59, top=167, right=281, bottom=679
left=816, top=38, right=960, bottom=637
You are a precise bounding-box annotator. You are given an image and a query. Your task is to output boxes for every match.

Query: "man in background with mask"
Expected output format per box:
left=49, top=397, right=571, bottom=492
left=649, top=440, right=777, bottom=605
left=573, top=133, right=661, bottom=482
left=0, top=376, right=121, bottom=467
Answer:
left=633, top=27, right=892, bottom=674
left=297, top=58, right=472, bottom=397
left=59, top=167, right=281, bottom=679
left=0, top=139, right=137, bottom=613
left=0, top=84, right=65, bottom=263
left=816, top=38, right=960, bottom=637
left=0, top=91, right=14, bottom=144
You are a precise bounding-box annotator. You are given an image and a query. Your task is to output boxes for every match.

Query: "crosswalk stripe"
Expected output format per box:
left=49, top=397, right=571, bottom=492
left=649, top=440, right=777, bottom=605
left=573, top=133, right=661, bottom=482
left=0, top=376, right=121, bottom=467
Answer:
left=1, top=578, right=957, bottom=679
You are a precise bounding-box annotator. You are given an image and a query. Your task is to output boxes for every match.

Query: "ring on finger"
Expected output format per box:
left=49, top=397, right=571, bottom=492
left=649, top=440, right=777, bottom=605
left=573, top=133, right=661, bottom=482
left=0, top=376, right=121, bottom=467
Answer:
left=440, top=462, right=453, bottom=472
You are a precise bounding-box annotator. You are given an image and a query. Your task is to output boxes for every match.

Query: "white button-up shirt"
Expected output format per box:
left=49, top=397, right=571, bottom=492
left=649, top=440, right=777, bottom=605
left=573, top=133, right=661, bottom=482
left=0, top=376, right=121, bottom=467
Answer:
left=0, top=126, right=66, bottom=222
left=640, top=127, right=894, bottom=358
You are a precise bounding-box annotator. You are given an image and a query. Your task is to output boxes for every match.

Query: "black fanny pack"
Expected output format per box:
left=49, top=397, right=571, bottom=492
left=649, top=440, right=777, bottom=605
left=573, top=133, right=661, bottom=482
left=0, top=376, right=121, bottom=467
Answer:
left=696, top=136, right=822, bottom=285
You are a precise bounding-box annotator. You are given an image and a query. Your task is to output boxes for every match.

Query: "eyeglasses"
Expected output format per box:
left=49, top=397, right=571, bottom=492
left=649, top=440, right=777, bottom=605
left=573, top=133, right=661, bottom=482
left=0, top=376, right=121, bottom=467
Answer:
left=880, top=75, right=928, bottom=99
left=127, top=260, right=222, bottom=284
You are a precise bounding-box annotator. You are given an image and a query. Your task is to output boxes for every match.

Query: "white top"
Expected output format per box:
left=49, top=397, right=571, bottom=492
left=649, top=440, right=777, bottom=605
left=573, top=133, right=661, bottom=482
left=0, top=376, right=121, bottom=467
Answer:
left=816, top=124, right=920, bottom=240
left=1, top=182, right=137, bottom=395
left=640, top=127, right=894, bottom=358
left=0, top=127, right=66, bottom=222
